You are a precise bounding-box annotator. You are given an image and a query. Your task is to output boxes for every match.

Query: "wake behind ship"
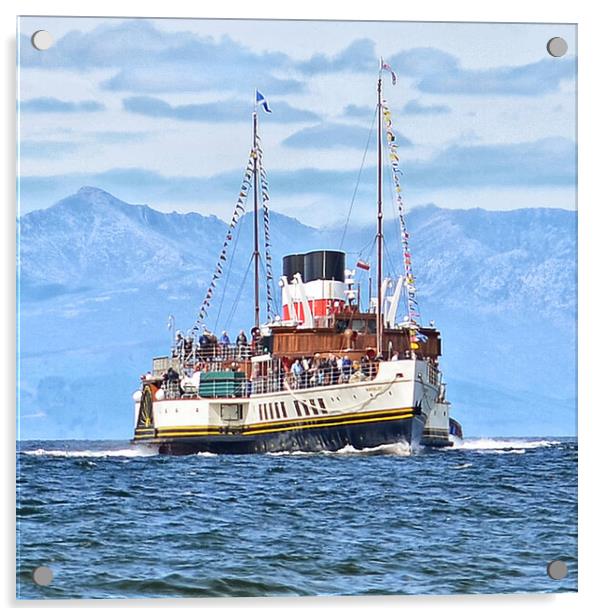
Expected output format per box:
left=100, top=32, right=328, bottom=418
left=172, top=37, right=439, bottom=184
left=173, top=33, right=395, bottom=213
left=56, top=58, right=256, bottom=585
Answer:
left=132, top=68, right=462, bottom=455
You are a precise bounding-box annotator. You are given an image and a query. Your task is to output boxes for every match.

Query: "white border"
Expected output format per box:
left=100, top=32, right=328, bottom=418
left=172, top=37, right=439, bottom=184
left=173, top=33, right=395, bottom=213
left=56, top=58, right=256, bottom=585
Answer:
left=3, top=0, right=599, bottom=613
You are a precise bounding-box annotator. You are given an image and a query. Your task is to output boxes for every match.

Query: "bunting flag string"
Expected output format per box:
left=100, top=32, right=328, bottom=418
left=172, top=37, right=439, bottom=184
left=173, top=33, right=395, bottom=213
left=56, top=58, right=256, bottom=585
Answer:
left=382, top=98, right=420, bottom=326
left=256, top=133, right=275, bottom=320
left=190, top=148, right=254, bottom=334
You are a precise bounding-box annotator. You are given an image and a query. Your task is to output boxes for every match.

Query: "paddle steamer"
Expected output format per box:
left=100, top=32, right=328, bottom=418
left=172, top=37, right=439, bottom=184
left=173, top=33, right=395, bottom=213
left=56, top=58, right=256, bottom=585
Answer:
left=132, top=64, right=462, bottom=454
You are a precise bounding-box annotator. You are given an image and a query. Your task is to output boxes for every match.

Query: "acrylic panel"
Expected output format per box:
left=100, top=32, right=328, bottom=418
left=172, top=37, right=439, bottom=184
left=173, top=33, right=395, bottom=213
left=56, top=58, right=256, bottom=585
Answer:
left=16, top=16, right=577, bottom=599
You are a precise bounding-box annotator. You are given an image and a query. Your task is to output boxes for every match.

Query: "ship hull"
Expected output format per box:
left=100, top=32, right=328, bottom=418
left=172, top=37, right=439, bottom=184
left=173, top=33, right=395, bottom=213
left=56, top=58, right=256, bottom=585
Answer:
left=135, top=412, right=426, bottom=455
left=132, top=359, right=440, bottom=455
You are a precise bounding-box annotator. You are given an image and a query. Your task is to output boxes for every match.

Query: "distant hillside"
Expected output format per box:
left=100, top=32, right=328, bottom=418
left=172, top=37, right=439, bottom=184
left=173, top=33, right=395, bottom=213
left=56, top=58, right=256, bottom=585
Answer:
left=17, top=187, right=577, bottom=439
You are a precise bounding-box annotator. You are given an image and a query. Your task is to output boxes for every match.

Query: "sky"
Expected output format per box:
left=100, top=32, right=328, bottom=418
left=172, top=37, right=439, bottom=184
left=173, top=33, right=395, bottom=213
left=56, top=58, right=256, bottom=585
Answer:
left=17, top=17, right=577, bottom=226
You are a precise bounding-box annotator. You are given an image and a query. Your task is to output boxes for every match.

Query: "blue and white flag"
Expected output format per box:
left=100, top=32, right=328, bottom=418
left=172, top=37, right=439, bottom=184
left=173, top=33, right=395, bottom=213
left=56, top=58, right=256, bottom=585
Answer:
left=256, top=90, right=272, bottom=113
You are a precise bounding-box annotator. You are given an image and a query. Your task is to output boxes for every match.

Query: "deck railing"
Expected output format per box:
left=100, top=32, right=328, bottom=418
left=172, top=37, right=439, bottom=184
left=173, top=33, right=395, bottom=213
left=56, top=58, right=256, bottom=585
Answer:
left=155, top=356, right=381, bottom=399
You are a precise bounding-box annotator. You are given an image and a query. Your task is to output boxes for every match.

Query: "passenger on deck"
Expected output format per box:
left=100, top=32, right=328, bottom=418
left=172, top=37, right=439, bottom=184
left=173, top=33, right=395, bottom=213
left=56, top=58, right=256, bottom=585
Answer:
left=309, top=354, right=320, bottom=387
left=198, top=330, right=210, bottom=357
left=184, top=335, right=194, bottom=359
left=317, top=356, right=327, bottom=386
left=164, top=366, right=179, bottom=382
left=236, top=330, right=248, bottom=346
left=236, top=330, right=248, bottom=358
left=220, top=330, right=231, bottom=346
left=163, top=366, right=181, bottom=397
left=292, top=359, right=304, bottom=389
left=327, top=354, right=339, bottom=385
left=349, top=364, right=367, bottom=383
left=341, top=356, right=352, bottom=382
left=251, top=327, right=261, bottom=353
left=360, top=353, right=371, bottom=376
left=301, top=356, right=311, bottom=388
left=174, top=331, right=185, bottom=358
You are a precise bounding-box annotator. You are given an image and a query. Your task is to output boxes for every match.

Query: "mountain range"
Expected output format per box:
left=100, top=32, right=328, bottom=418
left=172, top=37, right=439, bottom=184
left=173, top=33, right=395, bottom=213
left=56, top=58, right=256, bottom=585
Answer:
left=17, top=187, right=577, bottom=439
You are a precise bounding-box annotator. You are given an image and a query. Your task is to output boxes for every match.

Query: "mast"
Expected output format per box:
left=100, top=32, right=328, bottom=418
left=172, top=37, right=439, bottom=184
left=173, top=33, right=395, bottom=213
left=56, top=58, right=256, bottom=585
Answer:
left=376, top=74, right=384, bottom=357
left=252, top=110, right=260, bottom=329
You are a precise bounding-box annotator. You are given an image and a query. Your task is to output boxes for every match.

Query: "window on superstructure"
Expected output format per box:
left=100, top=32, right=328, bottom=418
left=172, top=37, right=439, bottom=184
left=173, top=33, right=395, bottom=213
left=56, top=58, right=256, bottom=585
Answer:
left=274, top=402, right=281, bottom=419
left=336, top=319, right=350, bottom=333
left=301, top=402, right=311, bottom=416
left=318, top=399, right=327, bottom=414
left=309, top=399, right=320, bottom=415
left=293, top=400, right=303, bottom=417
left=351, top=319, right=365, bottom=332
left=280, top=401, right=287, bottom=418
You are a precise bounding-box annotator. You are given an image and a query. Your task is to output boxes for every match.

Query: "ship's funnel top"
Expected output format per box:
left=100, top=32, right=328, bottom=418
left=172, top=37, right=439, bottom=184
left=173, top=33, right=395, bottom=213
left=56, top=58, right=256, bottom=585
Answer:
left=283, top=250, right=345, bottom=283
left=282, top=253, right=305, bottom=283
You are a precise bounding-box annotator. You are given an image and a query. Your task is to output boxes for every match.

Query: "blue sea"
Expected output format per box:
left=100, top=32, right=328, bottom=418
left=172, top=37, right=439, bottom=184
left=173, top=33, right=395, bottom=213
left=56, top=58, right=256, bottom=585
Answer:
left=16, top=438, right=577, bottom=599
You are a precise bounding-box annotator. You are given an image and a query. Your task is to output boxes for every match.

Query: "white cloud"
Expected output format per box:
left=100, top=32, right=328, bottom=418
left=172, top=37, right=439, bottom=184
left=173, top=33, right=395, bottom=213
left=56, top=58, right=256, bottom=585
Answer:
left=17, top=16, right=577, bottom=221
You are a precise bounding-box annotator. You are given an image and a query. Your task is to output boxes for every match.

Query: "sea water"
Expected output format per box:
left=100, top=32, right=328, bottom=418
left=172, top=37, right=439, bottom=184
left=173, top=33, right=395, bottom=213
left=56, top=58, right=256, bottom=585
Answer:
left=16, top=438, right=577, bottom=599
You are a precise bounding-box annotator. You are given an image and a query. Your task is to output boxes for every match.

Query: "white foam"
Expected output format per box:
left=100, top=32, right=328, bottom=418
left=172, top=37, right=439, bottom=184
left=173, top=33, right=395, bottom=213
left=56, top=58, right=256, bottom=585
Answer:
left=451, top=438, right=560, bottom=452
left=22, top=447, right=157, bottom=458
left=267, top=450, right=317, bottom=456
left=452, top=462, right=473, bottom=469
left=268, top=441, right=412, bottom=457
left=329, top=442, right=412, bottom=456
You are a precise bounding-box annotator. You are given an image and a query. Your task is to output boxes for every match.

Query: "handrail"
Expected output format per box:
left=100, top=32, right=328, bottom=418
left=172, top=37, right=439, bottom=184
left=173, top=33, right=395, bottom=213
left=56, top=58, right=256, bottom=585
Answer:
left=159, top=358, right=381, bottom=399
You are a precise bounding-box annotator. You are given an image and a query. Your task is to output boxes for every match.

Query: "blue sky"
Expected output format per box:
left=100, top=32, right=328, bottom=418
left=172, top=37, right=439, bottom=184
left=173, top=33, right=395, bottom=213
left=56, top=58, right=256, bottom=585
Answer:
left=17, top=17, right=576, bottom=225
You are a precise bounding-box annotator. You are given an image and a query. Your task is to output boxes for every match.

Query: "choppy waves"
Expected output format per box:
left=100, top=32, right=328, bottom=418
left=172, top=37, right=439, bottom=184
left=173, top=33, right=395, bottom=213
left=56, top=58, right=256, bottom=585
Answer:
left=22, top=447, right=157, bottom=459
left=17, top=437, right=577, bottom=599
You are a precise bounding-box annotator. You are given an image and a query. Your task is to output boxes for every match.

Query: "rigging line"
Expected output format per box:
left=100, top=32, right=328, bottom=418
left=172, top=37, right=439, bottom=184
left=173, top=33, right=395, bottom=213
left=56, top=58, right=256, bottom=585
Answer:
left=256, top=211, right=277, bottom=319
left=224, top=253, right=255, bottom=332
left=257, top=253, right=279, bottom=321
left=365, top=235, right=377, bottom=263
left=338, top=106, right=378, bottom=250
left=213, top=214, right=244, bottom=332
left=357, top=234, right=377, bottom=263
left=383, top=238, right=399, bottom=280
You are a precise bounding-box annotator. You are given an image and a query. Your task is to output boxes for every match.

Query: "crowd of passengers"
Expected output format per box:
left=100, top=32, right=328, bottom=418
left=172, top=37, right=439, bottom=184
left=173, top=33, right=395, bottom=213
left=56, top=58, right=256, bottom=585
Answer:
left=287, top=353, right=377, bottom=388
left=151, top=352, right=382, bottom=398
left=171, top=327, right=258, bottom=362
left=149, top=326, right=419, bottom=397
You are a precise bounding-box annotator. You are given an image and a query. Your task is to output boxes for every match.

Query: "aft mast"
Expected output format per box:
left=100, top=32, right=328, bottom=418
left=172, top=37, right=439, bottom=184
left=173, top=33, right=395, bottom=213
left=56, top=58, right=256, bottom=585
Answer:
left=376, top=69, right=384, bottom=357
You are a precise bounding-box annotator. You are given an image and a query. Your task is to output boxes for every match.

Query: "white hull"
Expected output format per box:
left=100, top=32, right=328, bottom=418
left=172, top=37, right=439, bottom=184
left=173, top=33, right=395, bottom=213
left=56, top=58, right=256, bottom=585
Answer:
left=133, top=359, right=451, bottom=454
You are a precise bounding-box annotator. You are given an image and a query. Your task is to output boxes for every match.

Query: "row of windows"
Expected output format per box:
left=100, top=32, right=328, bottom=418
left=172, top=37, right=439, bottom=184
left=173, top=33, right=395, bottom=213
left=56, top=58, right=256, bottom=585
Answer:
left=258, top=398, right=328, bottom=421
left=294, top=398, right=328, bottom=418
left=258, top=400, right=288, bottom=421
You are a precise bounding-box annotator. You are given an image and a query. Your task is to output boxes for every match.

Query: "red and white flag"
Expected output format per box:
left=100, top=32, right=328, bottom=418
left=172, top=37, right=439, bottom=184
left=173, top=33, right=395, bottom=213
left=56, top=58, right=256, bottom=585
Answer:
left=380, top=58, right=397, bottom=85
